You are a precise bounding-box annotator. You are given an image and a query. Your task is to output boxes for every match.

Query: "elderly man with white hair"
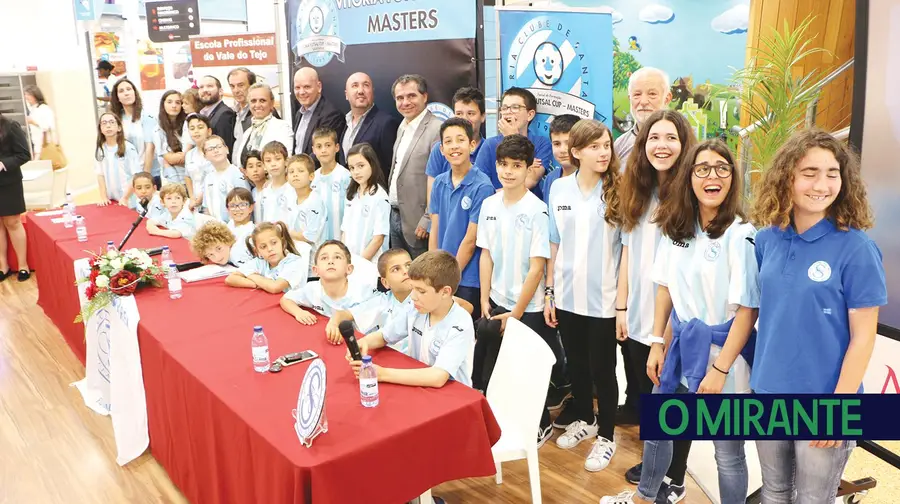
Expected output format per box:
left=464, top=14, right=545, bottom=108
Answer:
left=292, top=67, right=345, bottom=165
left=614, top=67, right=673, bottom=161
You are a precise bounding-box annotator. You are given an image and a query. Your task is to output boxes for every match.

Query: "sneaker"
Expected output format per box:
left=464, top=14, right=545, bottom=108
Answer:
left=556, top=419, right=599, bottom=449
left=584, top=436, right=617, bottom=472
left=537, top=424, right=553, bottom=449
left=552, top=406, right=580, bottom=429
left=616, top=404, right=640, bottom=425
left=625, top=462, right=642, bottom=484
left=599, top=490, right=635, bottom=504
left=545, top=384, right=573, bottom=411
left=657, top=483, right=685, bottom=503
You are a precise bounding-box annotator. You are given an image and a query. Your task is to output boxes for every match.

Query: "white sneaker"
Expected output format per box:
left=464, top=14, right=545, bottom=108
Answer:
left=599, top=490, right=635, bottom=504
left=555, top=419, right=598, bottom=449
left=584, top=436, right=616, bottom=472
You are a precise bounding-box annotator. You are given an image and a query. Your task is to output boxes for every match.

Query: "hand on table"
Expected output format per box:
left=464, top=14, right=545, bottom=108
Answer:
left=98, top=198, right=111, bottom=207
left=350, top=360, right=382, bottom=380
left=325, top=319, right=344, bottom=345
left=294, top=310, right=317, bottom=326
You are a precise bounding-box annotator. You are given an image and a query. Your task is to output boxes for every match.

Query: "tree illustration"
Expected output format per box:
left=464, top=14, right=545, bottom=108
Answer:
left=613, top=36, right=642, bottom=90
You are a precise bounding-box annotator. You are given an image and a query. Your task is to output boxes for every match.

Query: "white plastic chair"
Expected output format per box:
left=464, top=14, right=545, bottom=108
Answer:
left=192, top=212, right=216, bottom=229
left=22, top=160, right=54, bottom=210
left=487, top=317, right=556, bottom=504
left=50, top=167, right=68, bottom=208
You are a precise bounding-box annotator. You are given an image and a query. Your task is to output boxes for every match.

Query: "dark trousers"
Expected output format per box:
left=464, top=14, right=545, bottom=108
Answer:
left=472, top=302, right=565, bottom=428
left=389, top=207, right=427, bottom=259
left=557, top=310, right=617, bottom=440
left=455, top=285, right=481, bottom=321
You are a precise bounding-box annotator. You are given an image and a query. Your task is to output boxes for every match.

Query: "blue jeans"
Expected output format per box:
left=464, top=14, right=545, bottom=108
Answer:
left=636, top=386, right=748, bottom=504
left=756, top=439, right=855, bottom=504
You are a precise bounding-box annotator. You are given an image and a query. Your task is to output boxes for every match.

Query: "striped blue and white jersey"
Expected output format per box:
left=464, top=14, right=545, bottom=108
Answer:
left=341, top=186, right=390, bottom=264
left=310, top=164, right=351, bottom=241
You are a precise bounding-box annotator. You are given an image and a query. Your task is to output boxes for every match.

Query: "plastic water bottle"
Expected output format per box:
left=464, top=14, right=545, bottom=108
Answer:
left=251, top=326, right=270, bottom=373
left=66, top=192, right=75, bottom=212
left=167, top=264, right=182, bottom=300
left=75, top=216, right=88, bottom=242
left=160, top=246, right=174, bottom=270
left=106, top=241, right=117, bottom=254
left=359, top=356, right=379, bottom=407
left=63, top=192, right=75, bottom=228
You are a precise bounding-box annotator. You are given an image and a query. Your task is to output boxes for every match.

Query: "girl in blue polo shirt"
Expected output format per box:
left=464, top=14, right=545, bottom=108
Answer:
left=750, top=129, right=886, bottom=503
left=545, top=119, right=623, bottom=472
left=601, top=139, right=759, bottom=504
left=615, top=109, right=696, bottom=491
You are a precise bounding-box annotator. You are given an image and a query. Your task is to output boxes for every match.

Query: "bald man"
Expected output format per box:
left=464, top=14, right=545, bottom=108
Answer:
left=292, top=67, right=345, bottom=164
left=341, top=72, right=400, bottom=178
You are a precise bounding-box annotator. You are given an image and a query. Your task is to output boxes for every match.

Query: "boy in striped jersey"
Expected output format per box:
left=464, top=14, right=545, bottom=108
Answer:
left=309, top=127, right=351, bottom=241
left=475, top=134, right=563, bottom=444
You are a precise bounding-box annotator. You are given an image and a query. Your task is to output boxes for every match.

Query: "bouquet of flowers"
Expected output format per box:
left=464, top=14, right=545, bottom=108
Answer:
left=74, top=248, right=166, bottom=323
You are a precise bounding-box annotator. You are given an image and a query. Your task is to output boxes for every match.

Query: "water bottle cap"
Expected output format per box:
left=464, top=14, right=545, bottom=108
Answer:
left=107, top=241, right=114, bottom=245
left=169, top=264, right=178, bottom=271
left=162, top=245, right=169, bottom=250
left=362, top=355, right=372, bottom=363
left=253, top=325, right=263, bottom=331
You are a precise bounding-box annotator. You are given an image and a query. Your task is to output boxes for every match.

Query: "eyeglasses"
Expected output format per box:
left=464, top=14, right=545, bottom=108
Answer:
left=100, top=120, right=117, bottom=126
left=227, top=202, right=251, bottom=210
left=204, top=144, right=224, bottom=153
left=692, top=163, right=733, bottom=179
left=499, top=104, right=527, bottom=113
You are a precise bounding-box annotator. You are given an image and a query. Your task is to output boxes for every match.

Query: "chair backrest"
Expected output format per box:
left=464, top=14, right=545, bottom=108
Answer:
left=486, top=318, right=557, bottom=445
left=50, top=167, right=68, bottom=208
left=295, top=241, right=312, bottom=274
left=22, top=160, right=55, bottom=210
left=192, top=212, right=216, bottom=229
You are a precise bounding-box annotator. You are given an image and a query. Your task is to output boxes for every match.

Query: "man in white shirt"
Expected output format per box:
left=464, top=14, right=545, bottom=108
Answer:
left=388, top=74, right=441, bottom=259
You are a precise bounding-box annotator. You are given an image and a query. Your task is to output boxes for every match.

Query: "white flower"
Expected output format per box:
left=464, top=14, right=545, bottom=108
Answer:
left=95, top=275, right=109, bottom=288
left=110, top=257, right=125, bottom=270
left=106, top=250, right=118, bottom=259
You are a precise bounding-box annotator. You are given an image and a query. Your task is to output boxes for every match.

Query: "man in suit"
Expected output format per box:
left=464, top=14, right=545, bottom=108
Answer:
left=198, top=75, right=237, bottom=153
left=292, top=67, right=345, bottom=165
left=387, top=74, right=441, bottom=259
left=341, top=72, right=400, bottom=178
left=227, top=67, right=256, bottom=145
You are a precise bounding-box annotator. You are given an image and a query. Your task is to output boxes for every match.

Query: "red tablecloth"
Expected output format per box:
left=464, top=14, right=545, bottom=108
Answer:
left=26, top=206, right=501, bottom=504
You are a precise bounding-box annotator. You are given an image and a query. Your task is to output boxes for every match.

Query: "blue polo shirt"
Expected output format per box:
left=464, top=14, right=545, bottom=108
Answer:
left=752, top=218, right=887, bottom=394
left=474, top=133, right=553, bottom=200
left=425, top=137, right=485, bottom=179
left=429, top=166, right=494, bottom=288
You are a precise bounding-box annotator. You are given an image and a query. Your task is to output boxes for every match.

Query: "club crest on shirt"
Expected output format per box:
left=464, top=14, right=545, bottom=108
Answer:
left=429, top=336, right=443, bottom=355
left=704, top=241, right=721, bottom=261
left=808, top=261, right=832, bottom=282
left=515, top=213, right=531, bottom=230
left=332, top=181, right=342, bottom=193
left=362, top=204, right=370, bottom=217
left=461, top=196, right=472, bottom=210
left=597, top=201, right=606, bottom=216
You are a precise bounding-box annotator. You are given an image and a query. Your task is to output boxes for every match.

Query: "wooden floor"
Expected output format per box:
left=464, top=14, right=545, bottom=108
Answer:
left=0, top=278, right=715, bottom=504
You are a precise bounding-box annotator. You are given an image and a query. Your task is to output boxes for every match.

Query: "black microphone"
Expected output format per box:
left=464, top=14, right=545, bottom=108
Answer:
left=174, top=261, right=204, bottom=272
left=339, top=320, right=362, bottom=361
left=139, top=198, right=149, bottom=211
left=118, top=205, right=148, bottom=251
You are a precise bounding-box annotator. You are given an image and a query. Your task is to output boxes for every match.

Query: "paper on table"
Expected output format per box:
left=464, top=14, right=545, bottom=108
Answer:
left=36, top=209, right=66, bottom=217
left=51, top=217, right=68, bottom=224
left=179, top=264, right=237, bottom=283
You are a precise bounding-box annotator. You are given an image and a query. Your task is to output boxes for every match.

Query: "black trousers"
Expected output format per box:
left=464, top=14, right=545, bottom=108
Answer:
left=455, top=285, right=481, bottom=321
left=557, top=310, right=617, bottom=440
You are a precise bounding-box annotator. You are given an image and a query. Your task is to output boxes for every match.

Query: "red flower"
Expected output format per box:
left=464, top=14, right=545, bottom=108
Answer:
left=85, top=283, right=98, bottom=300
left=109, top=270, right=139, bottom=295
left=89, top=267, right=100, bottom=283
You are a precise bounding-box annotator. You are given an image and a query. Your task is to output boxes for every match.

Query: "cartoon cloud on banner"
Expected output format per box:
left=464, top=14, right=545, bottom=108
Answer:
left=497, top=7, right=614, bottom=135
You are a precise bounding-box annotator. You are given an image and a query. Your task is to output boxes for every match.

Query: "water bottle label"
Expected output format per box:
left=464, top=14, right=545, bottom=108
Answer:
left=252, top=346, right=269, bottom=361
left=360, top=378, right=378, bottom=397
left=168, top=278, right=182, bottom=291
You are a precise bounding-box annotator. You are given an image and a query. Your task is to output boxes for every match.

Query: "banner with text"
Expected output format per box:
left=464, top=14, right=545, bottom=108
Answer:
left=285, top=0, right=478, bottom=121
left=189, top=32, right=282, bottom=112
left=497, top=7, right=613, bottom=137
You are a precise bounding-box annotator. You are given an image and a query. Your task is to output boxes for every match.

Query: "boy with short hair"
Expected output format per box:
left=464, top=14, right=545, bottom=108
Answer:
left=131, top=172, right=165, bottom=220
left=541, top=114, right=581, bottom=205
left=425, top=86, right=487, bottom=186
left=201, top=134, right=250, bottom=222
left=285, top=155, right=326, bottom=247
left=476, top=134, right=563, bottom=442
left=348, top=250, right=476, bottom=388
left=147, top=183, right=196, bottom=239
left=428, top=117, right=494, bottom=319
left=258, top=141, right=293, bottom=223
left=309, top=127, right=351, bottom=241
left=474, top=87, right=552, bottom=198
left=184, top=114, right=214, bottom=210
left=225, top=187, right=255, bottom=266
left=240, top=149, right=266, bottom=223
left=280, top=240, right=380, bottom=342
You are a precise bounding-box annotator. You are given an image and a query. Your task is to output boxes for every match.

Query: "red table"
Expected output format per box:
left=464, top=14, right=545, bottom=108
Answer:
left=27, top=206, right=501, bottom=504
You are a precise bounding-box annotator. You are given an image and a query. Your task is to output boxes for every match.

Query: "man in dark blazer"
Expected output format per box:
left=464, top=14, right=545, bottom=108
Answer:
left=198, top=75, right=237, bottom=152
left=341, top=72, right=400, bottom=178
left=387, top=74, right=441, bottom=259
left=292, top=67, right=345, bottom=165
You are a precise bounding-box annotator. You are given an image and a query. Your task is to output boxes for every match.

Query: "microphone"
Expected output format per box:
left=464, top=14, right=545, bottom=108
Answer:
left=139, top=198, right=149, bottom=211
left=339, top=320, right=363, bottom=361
left=174, top=261, right=204, bottom=272
left=118, top=205, right=148, bottom=251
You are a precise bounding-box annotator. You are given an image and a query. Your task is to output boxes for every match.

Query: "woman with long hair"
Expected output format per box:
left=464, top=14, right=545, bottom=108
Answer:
left=544, top=119, right=623, bottom=471
left=750, top=129, right=886, bottom=503
left=616, top=109, right=696, bottom=501
left=23, top=84, right=57, bottom=159
left=0, top=113, right=33, bottom=281
left=110, top=78, right=158, bottom=185
left=155, top=90, right=187, bottom=185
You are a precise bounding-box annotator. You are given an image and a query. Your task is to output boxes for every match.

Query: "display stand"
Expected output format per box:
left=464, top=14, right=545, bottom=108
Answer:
left=294, top=359, right=327, bottom=448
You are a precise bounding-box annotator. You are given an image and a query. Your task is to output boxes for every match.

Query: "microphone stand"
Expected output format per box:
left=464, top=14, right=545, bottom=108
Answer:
left=118, top=205, right=148, bottom=251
